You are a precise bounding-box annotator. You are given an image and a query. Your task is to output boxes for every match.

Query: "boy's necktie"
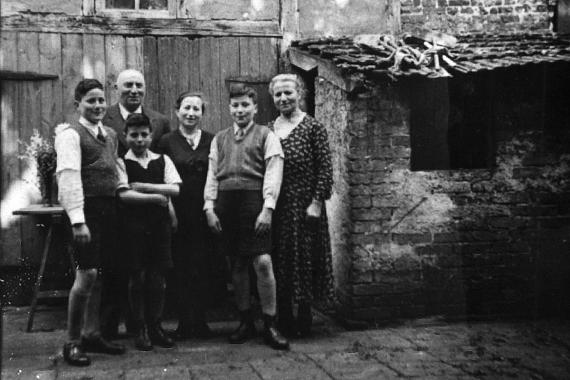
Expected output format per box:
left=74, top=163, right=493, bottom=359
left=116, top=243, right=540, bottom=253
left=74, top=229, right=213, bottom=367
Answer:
left=97, top=127, right=106, bottom=143
left=236, top=128, right=245, bottom=140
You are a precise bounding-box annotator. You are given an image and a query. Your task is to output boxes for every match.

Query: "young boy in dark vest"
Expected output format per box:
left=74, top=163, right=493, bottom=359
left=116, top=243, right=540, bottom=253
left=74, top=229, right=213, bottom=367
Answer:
left=204, top=84, right=289, bottom=350
left=55, top=79, right=126, bottom=366
left=117, top=113, right=181, bottom=351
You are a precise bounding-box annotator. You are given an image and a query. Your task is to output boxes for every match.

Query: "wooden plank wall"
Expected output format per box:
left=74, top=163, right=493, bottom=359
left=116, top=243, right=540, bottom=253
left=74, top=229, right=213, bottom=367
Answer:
left=0, top=32, right=280, bottom=266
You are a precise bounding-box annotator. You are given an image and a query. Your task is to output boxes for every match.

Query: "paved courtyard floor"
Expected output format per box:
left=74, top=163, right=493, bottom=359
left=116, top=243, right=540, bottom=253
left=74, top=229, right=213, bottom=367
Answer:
left=2, top=306, right=570, bottom=379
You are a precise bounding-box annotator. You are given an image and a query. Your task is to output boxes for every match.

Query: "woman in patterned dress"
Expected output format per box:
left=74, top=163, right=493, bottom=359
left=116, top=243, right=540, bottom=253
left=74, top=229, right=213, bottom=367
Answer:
left=268, top=74, right=335, bottom=337
left=157, top=92, right=226, bottom=339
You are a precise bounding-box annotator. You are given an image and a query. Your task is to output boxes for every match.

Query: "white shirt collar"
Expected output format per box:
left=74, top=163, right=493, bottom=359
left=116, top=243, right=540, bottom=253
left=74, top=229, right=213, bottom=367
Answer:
left=78, top=116, right=106, bottom=136
left=233, top=121, right=254, bottom=135
left=119, top=103, right=143, bottom=120
left=124, top=149, right=159, bottom=167
left=179, top=128, right=202, bottom=149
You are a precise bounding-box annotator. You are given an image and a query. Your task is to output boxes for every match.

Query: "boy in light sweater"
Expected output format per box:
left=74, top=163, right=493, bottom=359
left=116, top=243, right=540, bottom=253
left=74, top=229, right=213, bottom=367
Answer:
left=204, top=84, right=289, bottom=350
left=55, top=79, right=126, bottom=366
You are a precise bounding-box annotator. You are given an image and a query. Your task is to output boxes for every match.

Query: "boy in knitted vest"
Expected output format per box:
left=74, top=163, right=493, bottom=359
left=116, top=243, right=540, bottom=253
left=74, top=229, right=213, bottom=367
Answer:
left=55, top=79, right=126, bottom=366
left=204, top=84, right=289, bottom=350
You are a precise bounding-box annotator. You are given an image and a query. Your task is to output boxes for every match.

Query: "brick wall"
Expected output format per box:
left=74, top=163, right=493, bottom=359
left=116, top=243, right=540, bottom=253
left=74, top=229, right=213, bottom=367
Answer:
left=401, top=0, right=556, bottom=33
left=317, top=65, right=570, bottom=322
left=315, top=77, right=352, bottom=295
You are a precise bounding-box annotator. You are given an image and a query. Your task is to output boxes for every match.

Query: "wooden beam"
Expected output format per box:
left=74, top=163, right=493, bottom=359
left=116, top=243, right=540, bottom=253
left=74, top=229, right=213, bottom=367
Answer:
left=0, top=70, right=58, bottom=80
left=289, top=49, right=359, bottom=93
left=280, top=0, right=299, bottom=52
left=0, top=14, right=282, bottom=37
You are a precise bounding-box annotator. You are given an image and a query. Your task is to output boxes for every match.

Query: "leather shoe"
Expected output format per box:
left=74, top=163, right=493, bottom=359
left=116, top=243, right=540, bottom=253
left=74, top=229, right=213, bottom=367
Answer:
left=134, top=326, right=153, bottom=351
left=63, top=342, right=90, bottom=366
left=229, top=309, right=256, bottom=344
left=263, top=314, right=290, bottom=350
left=81, top=335, right=126, bottom=355
left=229, top=320, right=256, bottom=344
left=149, top=324, right=175, bottom=348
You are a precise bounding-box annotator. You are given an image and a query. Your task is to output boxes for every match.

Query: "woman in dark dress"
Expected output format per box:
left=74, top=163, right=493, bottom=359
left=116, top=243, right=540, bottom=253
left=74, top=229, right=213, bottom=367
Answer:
left=268, top=74, right=335, bottom=337
left=157, top=92, right=224, bottom=339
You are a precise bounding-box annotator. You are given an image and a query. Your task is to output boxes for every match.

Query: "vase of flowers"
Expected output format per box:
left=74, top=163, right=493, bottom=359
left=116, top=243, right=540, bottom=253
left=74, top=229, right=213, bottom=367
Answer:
left=19, top=129, right=58, bottom=206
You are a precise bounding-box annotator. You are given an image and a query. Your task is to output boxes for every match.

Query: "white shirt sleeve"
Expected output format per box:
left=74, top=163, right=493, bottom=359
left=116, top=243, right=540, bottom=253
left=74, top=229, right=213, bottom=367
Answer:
left=262, top=131, right=284, bottom=209
left=203, top=135, right=219, bottom=211
left=262, top=155, right=284, bottom=210
left=116, top=158, right=130, bottom=191
left=55, top=127, right=85, bottom=224
left=163, top=154, right=182, bottom=184
left=264, top=130, right=285, bottom=159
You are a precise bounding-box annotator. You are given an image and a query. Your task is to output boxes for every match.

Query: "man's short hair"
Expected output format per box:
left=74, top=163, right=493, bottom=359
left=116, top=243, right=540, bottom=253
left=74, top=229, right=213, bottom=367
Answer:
left=229, top=83, right=257, bottom=104
left=124, top=113, right=152, bottom=133
left=74, top=79, right=104, bottom=101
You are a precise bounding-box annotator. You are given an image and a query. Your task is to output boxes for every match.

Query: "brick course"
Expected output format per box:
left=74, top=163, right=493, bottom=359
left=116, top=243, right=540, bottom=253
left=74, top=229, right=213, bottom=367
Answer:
left=317, top=64, right=570, bottom=322
left=401, top=0, right=553, bottom=33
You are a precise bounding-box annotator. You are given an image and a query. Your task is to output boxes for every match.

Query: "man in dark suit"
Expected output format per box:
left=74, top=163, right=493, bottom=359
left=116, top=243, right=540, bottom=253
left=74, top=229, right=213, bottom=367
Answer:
left=101, top=69, right=171, bottom=339
left=103, top=69, right=171, bottom=157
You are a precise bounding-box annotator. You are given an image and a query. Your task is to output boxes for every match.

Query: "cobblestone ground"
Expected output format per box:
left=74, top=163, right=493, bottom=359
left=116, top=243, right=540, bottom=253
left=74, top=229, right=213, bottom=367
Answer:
left=2, top=307, right=570, bottom=379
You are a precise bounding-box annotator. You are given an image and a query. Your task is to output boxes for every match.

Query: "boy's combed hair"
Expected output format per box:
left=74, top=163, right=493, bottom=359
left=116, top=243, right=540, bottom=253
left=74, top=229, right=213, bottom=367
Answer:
left=229, top=83, right=257, bottom=104
left=74, top=78, right=104, bottom=101
left=174, top=91, right=207, bottom=113
left=124, top=113, right=152, bottom=132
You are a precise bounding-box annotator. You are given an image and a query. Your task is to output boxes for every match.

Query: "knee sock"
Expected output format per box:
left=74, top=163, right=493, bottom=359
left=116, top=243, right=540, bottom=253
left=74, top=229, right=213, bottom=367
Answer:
left=232, top=257, right=251, bottom=312
left=129, top=271, right=146, bottom=329
left=146, top=270, right=166, bottom=325
left=253, top=254, right=277, bottom=316
left=67, top=269, right=97, bottom=341
left=82, top=274, right=102, bottom=338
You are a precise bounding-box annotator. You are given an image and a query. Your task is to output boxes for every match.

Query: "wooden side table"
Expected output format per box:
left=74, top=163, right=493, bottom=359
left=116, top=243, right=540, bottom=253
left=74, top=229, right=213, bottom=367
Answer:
left=13, top=204, right=74, bottom=332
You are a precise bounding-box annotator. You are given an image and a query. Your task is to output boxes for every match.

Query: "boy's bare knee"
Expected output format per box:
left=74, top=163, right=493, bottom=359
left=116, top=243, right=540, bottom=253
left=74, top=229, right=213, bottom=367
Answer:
left=78, top=268, right=98, bottom=283
left=72, top=268, right=98, bottom=295
left=253, top=254, right=273, bottom=278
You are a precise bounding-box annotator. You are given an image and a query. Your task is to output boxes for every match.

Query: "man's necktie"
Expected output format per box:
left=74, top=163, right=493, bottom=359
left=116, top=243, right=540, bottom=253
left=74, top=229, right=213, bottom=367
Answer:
left=97, top=127, right=106, bottom=143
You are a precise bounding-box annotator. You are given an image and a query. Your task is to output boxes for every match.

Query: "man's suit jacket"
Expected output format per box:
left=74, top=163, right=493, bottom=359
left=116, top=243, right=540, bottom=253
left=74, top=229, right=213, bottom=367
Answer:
left=103, top=103, right=171, bottom=157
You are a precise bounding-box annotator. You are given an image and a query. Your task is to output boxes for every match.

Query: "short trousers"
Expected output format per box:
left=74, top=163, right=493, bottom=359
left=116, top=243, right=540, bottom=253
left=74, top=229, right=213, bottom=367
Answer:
left=215, top=190, right=271, bottom=257
left=71, top=197, right=117, bottom=270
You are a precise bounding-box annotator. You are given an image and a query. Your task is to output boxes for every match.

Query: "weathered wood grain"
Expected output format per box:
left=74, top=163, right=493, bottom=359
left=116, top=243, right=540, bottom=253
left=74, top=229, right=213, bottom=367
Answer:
left=0, top=33, right=22, bottom=265
left=83, top=34, right=106, bottom=83
left=61, top=34, right=83, bottom=122
left=218, top=37, right=241, bottom=131
left=126, top=37, right=144, bottom=71
left=188, top=38, right=200, bottom=92
left=17, top=32, right=43, bottom=264
left=39, top=33, right=63, bottom=134
left=143, top=36, right=159, bottom=111
left=199, top=37, right=216, bottom=133
left=157, top=36, right=177, bottom=120
left=104, top=35, right=126, bottom=105
left=1, top=14, right=281, bottom=37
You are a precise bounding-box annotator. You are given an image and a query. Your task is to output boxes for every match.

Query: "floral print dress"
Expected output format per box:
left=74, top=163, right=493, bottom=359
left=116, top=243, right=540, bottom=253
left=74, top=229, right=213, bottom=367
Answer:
left=269, top=115, right=335, bottom=304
